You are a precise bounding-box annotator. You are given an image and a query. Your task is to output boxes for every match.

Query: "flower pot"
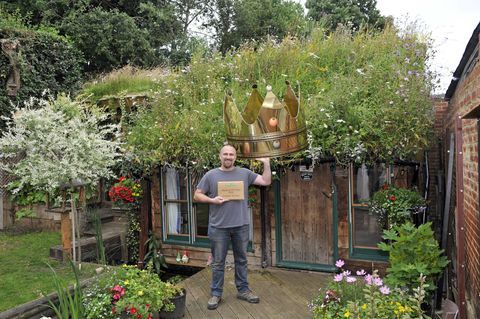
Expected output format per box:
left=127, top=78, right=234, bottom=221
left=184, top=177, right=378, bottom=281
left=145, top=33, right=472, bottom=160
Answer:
left=158, top=288, right=186, bottom=319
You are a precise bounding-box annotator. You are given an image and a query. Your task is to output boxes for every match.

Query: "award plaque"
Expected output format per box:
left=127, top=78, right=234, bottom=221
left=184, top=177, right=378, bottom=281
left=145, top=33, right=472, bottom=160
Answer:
left=218, top=181, right=244, bottom=200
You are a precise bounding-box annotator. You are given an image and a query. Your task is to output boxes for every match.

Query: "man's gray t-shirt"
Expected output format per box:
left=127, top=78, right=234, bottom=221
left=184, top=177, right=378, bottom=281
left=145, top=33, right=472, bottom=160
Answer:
left=197, top=167, right=259, bottom=228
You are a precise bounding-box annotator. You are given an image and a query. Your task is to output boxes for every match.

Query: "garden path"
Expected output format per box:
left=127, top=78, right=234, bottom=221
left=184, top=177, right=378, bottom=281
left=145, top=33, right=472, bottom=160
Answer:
left=182, top=266, right=330, bottom=318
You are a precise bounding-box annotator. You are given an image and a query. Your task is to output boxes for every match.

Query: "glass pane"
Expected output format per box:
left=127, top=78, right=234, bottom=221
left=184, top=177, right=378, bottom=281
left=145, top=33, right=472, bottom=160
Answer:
left=353, top=163, right=387, bottom=203
left=352, top=163, right=387, bottom=249
left=165, top=202, right=189, bottom=235
left=353, top=206, right=383, bottom=247
left=164, top=168, right=187, bottom=200
left=195, top=203, right=209, bottom=237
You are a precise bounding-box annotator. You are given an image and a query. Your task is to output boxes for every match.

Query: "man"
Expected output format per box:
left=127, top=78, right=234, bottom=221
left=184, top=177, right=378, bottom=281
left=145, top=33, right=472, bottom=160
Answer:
left=193, top=144, right=271, bottom=310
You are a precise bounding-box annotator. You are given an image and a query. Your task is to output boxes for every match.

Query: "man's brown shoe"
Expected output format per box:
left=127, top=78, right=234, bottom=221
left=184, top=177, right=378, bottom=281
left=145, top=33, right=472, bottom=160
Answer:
left=237, top=290, right=260, bottom=303
left=207, top=296, right=221, bottom=310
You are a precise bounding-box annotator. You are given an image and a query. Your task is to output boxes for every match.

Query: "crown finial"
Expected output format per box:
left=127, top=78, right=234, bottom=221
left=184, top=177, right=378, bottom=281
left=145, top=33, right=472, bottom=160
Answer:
left=223, top=81, right=307, bottom=158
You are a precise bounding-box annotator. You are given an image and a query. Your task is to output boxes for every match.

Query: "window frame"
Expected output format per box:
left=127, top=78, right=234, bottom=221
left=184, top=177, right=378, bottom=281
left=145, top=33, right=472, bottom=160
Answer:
left=159, top=167, right=254, bottom=250
left=348, top=163, right=389, bottom=261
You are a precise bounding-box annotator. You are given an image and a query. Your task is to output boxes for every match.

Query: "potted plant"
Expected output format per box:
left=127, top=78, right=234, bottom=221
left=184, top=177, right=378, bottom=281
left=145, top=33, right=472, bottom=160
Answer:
left=109, top=176, right=143, bottom=207
left=369, top=184, right=426, bottom=230
left=83, top=264, right=186, bottom=319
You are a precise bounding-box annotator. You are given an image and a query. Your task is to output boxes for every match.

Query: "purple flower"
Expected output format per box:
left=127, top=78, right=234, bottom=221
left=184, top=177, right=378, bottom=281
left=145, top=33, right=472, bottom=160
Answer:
left=335, top=259, right=345, bottom=268
left=356, top=270, right=366, bottom=276
left=346, top=276, right=357, bottom=283
left=380, top=286, right=391, bottom=295
left=333, top=274, right=343, bottom=282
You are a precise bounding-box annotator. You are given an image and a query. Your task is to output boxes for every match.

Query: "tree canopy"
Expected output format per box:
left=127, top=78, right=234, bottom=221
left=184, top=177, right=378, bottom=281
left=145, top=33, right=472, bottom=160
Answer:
left=306, top=0, right=387, bottom=31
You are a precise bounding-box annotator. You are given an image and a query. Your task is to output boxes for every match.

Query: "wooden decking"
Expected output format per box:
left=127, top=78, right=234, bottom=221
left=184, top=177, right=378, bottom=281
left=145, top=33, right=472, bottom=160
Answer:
left=180, top=266, right=330, bottom=319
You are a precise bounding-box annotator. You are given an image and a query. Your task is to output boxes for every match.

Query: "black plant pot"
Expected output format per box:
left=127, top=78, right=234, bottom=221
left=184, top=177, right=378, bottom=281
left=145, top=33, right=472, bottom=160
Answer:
left=158, top=288, right=187, bottom=319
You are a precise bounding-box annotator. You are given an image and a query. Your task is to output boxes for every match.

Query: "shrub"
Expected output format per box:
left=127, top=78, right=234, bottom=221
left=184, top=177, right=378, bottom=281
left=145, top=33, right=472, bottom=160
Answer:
left=378, top=222, right=449, bottom=295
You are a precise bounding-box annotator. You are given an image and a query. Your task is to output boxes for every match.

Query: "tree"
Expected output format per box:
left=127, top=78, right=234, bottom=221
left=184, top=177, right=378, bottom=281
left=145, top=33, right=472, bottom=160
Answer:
left=206, top=0, right=307, bottom=53
left=60, top=8, right=159, bottom=73
left=306, top=0, right=387, bottom=32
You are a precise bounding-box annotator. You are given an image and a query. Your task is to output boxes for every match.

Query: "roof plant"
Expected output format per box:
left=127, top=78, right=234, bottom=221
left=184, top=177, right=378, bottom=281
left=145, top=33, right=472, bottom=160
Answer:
left=92, top=23, right=434, bottom=170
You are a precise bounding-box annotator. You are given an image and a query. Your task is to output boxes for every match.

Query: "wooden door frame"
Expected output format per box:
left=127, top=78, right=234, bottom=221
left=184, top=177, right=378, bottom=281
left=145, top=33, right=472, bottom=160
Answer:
left=273, top=165, right=338, bottom=272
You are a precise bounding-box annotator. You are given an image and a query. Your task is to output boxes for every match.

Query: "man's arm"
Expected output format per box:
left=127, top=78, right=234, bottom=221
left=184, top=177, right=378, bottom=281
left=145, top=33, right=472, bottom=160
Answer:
left=253, top=158, right=271, bottom=186
left=193, top=188, right=229, bottom=205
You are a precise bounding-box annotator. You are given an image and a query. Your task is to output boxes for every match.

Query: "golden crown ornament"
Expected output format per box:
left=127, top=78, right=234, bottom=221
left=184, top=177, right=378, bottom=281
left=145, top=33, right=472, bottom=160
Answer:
left=223, top=81, right=308, bottom=159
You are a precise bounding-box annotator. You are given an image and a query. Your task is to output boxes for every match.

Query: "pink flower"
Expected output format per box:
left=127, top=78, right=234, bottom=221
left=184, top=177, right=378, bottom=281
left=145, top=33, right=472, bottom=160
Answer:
left=364, top=274, right=373, bottom=285
left=342, top=270, right=351, bottom=276
left=346, top=276, right=357, bottom=283
left=356, top=269, right=366, bottom=276
left=373, top=277, right=383, bottom=287
left=333, top=274, right=343, bottom=282
left=380, top=286, right=391, bottom=295
left=335, top=259, right=345, bottom=268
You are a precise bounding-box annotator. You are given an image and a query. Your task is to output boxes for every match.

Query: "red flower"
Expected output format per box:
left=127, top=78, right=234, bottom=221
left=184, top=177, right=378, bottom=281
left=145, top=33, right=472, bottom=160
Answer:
left=389, top=195, right=396, bottom=201
left=112, top=307, right=116, bottom=314
left=136, top=314, right=142, bottom=319
left=147, top=315, right=152, bottom=319
left=130, top=307, right=137, bottom=314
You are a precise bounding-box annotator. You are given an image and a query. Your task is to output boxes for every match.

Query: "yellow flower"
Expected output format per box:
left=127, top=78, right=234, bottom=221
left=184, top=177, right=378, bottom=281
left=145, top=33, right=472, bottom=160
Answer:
left=361, top=304, right=367, bottom=310
left=138, top=291, right=144, bottom=296
left=344, top=311, right=350, bottom=318
left=124, top=280, right=129, bottom=285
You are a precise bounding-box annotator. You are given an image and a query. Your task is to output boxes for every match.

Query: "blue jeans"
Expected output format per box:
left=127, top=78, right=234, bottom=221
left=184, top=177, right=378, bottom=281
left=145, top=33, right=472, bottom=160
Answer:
left=208, top=224, right=250, bottom=297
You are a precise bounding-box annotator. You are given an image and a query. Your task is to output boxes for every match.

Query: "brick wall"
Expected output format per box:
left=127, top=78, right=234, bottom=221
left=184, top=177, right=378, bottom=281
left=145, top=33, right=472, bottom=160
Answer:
left=442, top=32, right=480, bottom=318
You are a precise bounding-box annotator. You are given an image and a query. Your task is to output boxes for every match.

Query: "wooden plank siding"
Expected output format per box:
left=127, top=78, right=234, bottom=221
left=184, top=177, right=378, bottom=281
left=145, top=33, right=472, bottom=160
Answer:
left=279, top=164, right=333, bottom=265
left=181, top=267, right=330, bottom=319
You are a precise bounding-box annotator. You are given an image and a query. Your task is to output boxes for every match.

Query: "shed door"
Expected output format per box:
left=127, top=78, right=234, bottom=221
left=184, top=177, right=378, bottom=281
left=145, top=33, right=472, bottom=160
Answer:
left=276, top=163, right=335, bottom=269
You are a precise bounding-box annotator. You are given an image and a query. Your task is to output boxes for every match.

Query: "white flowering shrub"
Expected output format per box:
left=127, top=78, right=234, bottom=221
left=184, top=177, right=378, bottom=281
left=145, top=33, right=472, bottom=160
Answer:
left=0, top=95, right=121, bottom=194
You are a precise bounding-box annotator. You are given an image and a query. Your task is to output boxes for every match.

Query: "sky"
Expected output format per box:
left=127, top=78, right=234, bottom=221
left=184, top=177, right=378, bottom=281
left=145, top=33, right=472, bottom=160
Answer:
left=375, top=0, right=480, bottom=94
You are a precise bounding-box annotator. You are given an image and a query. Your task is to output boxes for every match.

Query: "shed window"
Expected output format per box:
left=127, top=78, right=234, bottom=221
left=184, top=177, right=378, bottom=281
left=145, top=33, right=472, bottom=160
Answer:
left=350, top=163, right=388, bottom=251
left=160, top=167, right=252, bottom=247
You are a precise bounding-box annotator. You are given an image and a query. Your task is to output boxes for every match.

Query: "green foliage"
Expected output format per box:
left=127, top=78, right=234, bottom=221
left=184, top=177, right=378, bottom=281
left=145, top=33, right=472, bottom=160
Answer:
left=7, top=181, right=47, bottom=206
left=47, top=261, right=84, bottom=319
left=2, top=1, right=183, bottom=73
left=60, top=8, right=158, bottom=73
left=90, top=209, right=107, bottom=265
left=306, top=0, right=387, bottom=32
left=0, top=12, right=83, bottom=132
left=144, top=232, right=168, bottom=276
left=114, top=24, right=434, bottom=170
left=378, top=222, right=449, bottom=294
left=205, top=0, right=308, bottom=53
left=369, top=185, right=426, bottom=229
left=83, top=264, right=183, bottom=319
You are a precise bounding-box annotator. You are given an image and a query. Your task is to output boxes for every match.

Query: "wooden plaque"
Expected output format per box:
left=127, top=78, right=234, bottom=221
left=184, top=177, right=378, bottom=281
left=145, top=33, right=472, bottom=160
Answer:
left=218, top=181, right=244, bottom=200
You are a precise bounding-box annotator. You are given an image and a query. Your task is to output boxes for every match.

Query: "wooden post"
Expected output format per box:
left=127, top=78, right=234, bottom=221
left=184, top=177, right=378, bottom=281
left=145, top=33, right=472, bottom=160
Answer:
left=454, top=117, right=466, bottom=319
left=60, top=190, right=72, bottom=260
left=137, top=178, right=151, bottom=268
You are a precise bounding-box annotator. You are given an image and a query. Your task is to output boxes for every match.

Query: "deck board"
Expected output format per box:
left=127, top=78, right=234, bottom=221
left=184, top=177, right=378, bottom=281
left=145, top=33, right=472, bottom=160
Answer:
left=181, top=267, right=330, bottom=319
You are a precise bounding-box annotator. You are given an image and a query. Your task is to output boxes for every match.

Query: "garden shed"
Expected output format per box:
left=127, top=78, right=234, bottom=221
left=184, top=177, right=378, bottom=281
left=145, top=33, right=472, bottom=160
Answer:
left=150, top=160, right=430, bottom=272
